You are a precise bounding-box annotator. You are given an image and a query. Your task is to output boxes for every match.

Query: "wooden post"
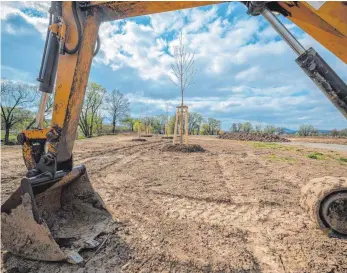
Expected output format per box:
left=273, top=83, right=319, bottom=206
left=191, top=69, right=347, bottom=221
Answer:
left=173, top=108, right=179, bottom=144
left=185, top=106, right=189, bottom=144
left=179, top=107, right=184, bottom=144
left=138, top=121, right=141, bottom=138
left=173, top=105, right=189, bottom=145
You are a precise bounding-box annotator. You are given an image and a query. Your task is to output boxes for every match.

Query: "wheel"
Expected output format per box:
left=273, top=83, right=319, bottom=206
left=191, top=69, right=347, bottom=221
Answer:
left=300, top=176, right=347, bottom=236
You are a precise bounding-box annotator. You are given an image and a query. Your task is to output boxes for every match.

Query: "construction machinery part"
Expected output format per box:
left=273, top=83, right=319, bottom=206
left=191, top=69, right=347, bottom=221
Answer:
left=296, top=48, right=347, bottom=119
left=300, top=177, right=347, bottom=238
left=1, top=165, right=113, bottom=263
left=259, top=7, right=347, bottom=119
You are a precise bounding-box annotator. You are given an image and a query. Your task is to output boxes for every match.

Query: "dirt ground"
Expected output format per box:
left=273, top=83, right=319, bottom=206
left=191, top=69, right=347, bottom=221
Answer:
left=1, top=135, right=347, bottom=273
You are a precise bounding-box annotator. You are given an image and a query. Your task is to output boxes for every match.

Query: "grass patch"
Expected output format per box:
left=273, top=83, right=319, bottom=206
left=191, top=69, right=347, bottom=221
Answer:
left=268, top=154, right=296, bottom=162
left=307, top=152, right=325, bottom=160
left=253, top=142, right=281, bottom=149
left=252, top=142, right=297, bottom=151
left=339, top=157, right=347, bottom=162
left=1, top=132, right=17, bottom=142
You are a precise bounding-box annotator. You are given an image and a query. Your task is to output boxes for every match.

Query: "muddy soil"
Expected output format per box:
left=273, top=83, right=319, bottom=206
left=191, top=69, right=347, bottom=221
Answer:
left=1, top=135, right=347, bottom=273
left=162, top=144, right=205, bottom=153
left=131, top=138, right=147, bottom=142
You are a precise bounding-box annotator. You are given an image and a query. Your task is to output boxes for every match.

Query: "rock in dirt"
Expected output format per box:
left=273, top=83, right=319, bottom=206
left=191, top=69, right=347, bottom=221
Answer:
left=131, top=138, right=147, bottom=142
left=162, top=144, right=205, bottom=153
left=218, top=132, right=290, bottom=142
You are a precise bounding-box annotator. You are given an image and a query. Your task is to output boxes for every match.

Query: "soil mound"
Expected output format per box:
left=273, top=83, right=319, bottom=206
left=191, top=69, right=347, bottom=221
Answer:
left=131, top=138, right=147, bottom=142
left=218, top=132, right=290, bottom=142
left=162, top=144, right=205, bottom=153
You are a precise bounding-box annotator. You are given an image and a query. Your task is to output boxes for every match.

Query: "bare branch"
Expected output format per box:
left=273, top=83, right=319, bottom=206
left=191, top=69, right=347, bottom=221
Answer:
left=168, top=31, right=196, bottom=106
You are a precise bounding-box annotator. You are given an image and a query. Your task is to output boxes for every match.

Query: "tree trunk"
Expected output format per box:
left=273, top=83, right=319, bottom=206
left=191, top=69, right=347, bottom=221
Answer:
left=89, top=114, right=94, bottom=138
left=4, top=127, right=10, bottom=144
left=112, top=115, right=116, bottom=134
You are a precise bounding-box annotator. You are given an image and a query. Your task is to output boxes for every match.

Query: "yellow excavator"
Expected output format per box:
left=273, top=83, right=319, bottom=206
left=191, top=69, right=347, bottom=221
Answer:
left=1, top=1, right=347, bottom=263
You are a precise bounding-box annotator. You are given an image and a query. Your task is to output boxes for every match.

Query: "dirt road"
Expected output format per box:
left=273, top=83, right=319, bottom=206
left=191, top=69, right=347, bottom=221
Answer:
left=282, top=141, right=347, bottom=152
left=1, top=135, right=347, bottom=273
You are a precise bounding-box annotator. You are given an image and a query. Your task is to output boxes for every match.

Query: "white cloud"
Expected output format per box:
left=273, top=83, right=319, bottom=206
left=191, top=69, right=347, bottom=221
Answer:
left=0, top=1, right=49, bottom=37
left=226, top=4, right=233, bottom=16
left=235, top=66, right=260, bottom=81
left=1, top=2, right=346, bottom=129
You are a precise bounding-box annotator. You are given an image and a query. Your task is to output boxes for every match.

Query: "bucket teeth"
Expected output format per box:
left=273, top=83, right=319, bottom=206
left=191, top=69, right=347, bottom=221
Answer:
left=1, top=165, right=113, bottom=263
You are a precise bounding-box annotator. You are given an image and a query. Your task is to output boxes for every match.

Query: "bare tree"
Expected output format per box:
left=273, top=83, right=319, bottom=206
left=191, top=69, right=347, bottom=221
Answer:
left=1, top=80, right=38, bottom=144
left=79, top=82, right=105, bottom=138
left=105, top=89, right=130, bottom=134
left=169, top=32, right=196, bottom=107
left=169, top=32, right=196, bottom=143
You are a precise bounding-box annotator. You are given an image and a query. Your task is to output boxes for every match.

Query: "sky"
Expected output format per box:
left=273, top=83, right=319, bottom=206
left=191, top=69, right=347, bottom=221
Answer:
left=1, top=1, right=347, bottom=130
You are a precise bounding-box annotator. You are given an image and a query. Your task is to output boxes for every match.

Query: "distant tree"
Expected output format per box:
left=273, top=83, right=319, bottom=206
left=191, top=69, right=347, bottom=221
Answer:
left=105, top=89, right=130, bottom=134
left=79, top=82, right=105, bottom=138
left=206, top=118, right=222, bottom=135
left=263, top=125, right=277, bottom=134
left=1, top=80, right=38, bottom=144
left=122, top=116, right=136, bottom=131
left=298, top=124, right=317, bottom=136
left=241, top=122, right=253, bottom=133
left=255, top=124, right=262, bottom=133
left=339, top=128, right=347, bottom=137
left=188, top=112, right=204, bottom=135
left=95, top=114, right=103, bottom=135
left=331, top=129, right=339, bottom=137
left=230, top=123, right=238, bottom=132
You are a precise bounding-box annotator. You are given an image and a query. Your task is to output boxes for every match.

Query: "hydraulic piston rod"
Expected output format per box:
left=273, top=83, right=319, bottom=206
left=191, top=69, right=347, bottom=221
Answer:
left=261, top=8, right=305, bottom=56
left=35, top=92, right=49, bottom=129
left=249, top=3, right=347, bottom=119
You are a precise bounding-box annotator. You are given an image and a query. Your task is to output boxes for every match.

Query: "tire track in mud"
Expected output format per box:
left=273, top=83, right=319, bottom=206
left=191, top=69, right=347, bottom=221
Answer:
left=75, top=139, right=163, bottom=163
left=215, top=153, right=307, bottom=273
left=83, top=140, right=164, bottom=175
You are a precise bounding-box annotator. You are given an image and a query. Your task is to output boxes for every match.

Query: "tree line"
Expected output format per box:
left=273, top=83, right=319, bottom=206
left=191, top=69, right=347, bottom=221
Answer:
left=0, top=80, right=223, bottom=144
left=133, top=113, right=221, bottom=136
left=229, top=122, right=347, bottom=137
left=2, top=79, right=346, bottom=144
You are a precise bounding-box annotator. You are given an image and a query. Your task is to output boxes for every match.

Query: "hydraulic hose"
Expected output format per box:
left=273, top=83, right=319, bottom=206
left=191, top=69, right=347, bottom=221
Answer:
left=63, top=2, right=100, bottom=57
left=93, top=35, right=100, bottom=57
left=64, top=1, right=82, bottom=54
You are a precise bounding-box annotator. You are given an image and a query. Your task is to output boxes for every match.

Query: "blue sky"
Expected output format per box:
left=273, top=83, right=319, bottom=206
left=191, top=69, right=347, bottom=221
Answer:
left=1, top=1, right=347, bottom=130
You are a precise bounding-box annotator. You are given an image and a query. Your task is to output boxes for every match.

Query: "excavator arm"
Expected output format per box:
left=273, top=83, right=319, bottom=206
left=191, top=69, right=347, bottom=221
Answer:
left=2, top=1, right=347, bottom=263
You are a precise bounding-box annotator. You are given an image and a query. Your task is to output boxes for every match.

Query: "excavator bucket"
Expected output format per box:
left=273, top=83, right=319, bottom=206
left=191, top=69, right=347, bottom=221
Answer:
left=1, top=165, right=113, bottom=263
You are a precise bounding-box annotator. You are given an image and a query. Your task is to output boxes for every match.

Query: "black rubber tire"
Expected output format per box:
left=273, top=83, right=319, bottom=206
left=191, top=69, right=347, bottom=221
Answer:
left=300, top=176, right=347, bottom=234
